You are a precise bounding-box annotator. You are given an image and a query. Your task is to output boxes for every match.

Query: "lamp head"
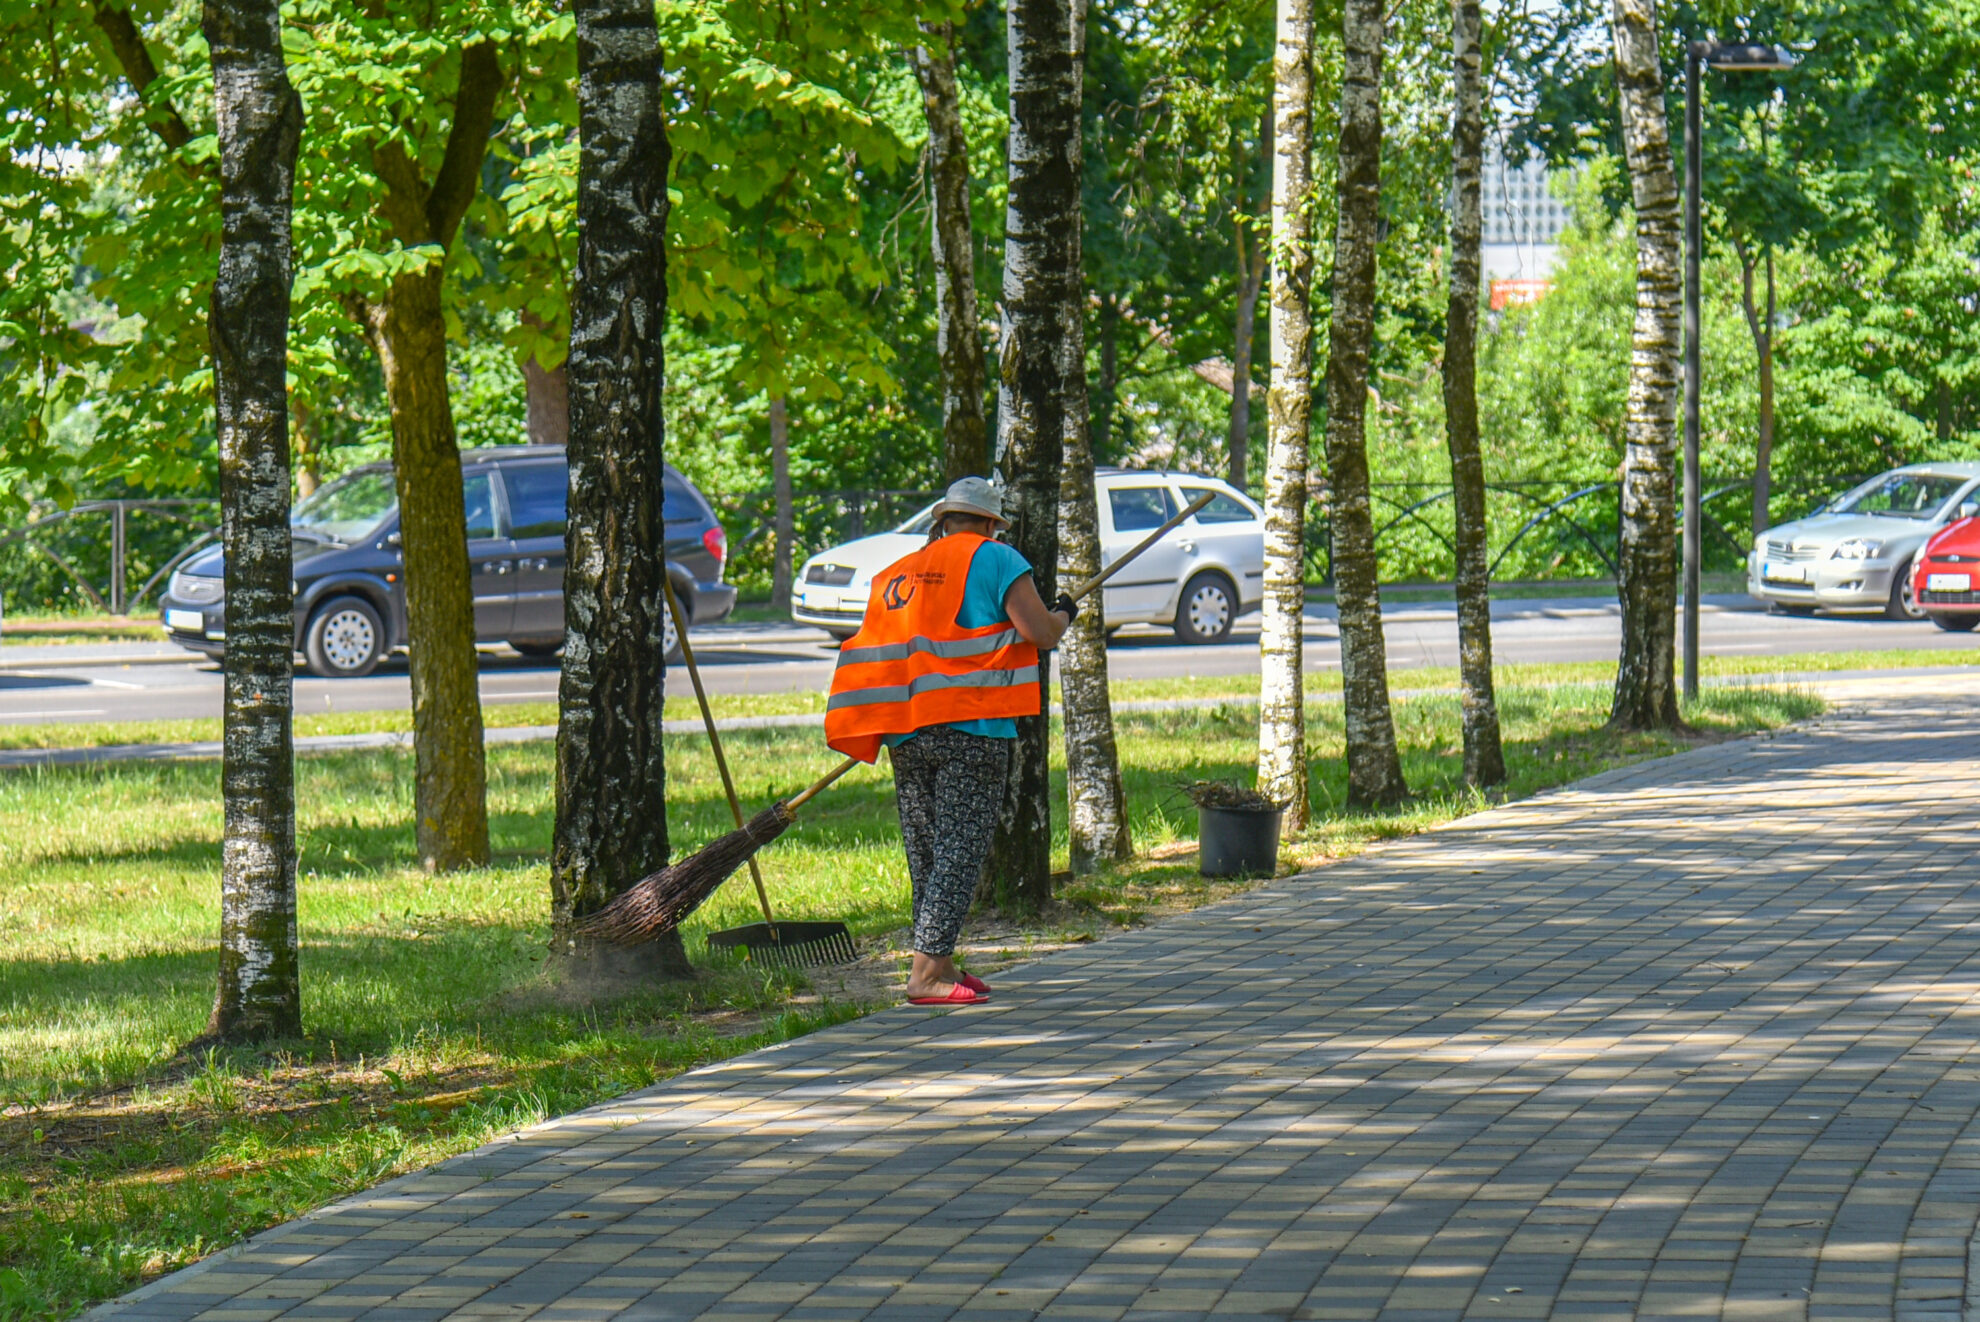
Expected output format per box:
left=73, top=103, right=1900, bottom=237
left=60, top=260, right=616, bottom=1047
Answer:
left=1704, top=41, right=1796, bottom=71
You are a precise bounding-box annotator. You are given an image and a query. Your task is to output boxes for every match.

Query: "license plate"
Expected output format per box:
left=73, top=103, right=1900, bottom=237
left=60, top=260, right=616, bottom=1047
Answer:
left=166, top=609, right=204, bottom=632
left=1927, top=572, right=1971, bottom=591
left=1763, top=562, right=1809, bottom=584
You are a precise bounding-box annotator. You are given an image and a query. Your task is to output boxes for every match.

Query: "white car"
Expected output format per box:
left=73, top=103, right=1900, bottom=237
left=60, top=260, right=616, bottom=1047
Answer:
left=792, top=469, right=1265, bottom=644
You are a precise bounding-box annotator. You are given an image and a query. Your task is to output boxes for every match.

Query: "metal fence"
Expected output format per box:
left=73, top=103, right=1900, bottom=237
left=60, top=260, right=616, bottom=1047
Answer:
left=0, top=499, right=220, bottom=616
left=1309, top=474, right=1864, bottom=586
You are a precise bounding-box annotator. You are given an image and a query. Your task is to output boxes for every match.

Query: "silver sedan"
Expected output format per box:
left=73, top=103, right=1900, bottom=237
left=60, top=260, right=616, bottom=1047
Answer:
left=1748, top=463, right=1980, bottom=619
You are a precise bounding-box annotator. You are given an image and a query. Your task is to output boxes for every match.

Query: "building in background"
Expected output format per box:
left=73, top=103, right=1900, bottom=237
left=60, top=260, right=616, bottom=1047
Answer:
left=1479, top=146, right=1569, bottom=306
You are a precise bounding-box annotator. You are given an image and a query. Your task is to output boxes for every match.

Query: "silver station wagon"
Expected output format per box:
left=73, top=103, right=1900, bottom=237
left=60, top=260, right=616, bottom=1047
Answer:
left=1747, top=463, right=1980, bottom=619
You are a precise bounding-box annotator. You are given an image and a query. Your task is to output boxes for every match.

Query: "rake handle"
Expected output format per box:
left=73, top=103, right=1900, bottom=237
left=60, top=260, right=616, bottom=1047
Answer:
left=664, top=576, right=778, bottom=935
left=793, top=491, right=1217, bottom=815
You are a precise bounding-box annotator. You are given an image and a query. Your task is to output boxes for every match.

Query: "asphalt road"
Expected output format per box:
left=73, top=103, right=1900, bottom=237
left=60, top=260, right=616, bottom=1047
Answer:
left=2, top=593, right=1975, bottom=727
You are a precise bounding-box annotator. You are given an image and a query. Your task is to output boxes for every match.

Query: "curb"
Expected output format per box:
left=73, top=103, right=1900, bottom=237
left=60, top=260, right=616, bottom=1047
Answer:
left=0, top=650, right=198, bottom=672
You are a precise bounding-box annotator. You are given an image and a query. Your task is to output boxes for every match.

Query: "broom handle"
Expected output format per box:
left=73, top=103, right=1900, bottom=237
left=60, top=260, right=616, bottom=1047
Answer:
left=664, top=576, right=779, bottom=934
left=791, top=492, right=1216, bottom=815
left=1066, top=490, right=1216, bottom=602
left=788, top=754, right=863, bottom=811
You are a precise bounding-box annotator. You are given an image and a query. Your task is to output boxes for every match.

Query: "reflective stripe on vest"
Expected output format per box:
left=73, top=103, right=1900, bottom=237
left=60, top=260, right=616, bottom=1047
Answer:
left=826, top=663, right=1043, bottom=711
left=836, top=628, right=1025, bottom=667
left=822, top=534, right=1042, bottom=763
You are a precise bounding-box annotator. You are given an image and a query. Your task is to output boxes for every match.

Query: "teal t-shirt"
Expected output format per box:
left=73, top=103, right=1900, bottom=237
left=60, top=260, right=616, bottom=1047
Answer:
left=884, top=538, right=1034, bottom=748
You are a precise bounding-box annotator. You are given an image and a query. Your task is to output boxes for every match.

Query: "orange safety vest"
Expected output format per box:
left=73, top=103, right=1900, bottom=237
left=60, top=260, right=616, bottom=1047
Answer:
left=824, top=533, right=1042, bottom=763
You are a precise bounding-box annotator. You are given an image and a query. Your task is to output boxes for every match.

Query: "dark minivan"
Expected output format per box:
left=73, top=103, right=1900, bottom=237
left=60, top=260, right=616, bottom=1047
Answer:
left=160, top=445, right=736, bottom=676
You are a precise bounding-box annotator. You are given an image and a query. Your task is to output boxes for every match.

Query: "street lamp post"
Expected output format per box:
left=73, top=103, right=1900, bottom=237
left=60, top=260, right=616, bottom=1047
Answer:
left=1682, top=40, right=1794, bottom=702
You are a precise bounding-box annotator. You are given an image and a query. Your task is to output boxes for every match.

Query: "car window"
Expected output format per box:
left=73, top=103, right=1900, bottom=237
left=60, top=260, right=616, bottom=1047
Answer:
left=463, top=472, right=497, bottom=539
left=663, top=475, right=705, bottom=523
left=504, top=464, right=567, bottom=538
left=1179, top=487, right=1256, bottom=524
left=1834, top=473, right=1968, bottom=520
left=896, top=503, right=937, bottom=535
left=292, top=469, right=396, bottom=542
left=1108, top=486, right=1177, bottom=533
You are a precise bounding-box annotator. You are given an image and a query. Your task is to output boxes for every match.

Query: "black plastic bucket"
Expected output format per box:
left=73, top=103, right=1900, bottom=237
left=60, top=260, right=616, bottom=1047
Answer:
left=1198, top=804, right=1283, bottom=878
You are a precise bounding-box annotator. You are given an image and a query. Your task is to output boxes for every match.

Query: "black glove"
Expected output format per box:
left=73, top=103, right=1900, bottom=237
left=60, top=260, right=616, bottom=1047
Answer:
left=1053, top=591, right=1080, bottom=623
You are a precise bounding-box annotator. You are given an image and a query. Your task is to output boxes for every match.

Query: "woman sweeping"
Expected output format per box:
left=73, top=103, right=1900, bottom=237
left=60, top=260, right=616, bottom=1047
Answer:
left=823, top=477, right=1075, bottom=1006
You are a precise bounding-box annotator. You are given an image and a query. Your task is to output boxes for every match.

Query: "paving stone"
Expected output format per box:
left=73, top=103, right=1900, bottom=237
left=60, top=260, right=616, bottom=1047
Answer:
left=78, top=684, right=1980, bottom=1320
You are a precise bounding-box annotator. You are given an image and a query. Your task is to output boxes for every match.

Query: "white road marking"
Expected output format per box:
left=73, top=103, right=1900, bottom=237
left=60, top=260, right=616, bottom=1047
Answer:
left=86, top=676, right=146, bottom=689
left=0, top=709, right=108, bottom=719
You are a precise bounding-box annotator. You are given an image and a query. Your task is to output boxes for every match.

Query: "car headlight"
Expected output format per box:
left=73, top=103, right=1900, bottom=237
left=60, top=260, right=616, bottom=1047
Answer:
left=1832, top=537, right=1884, bottom=560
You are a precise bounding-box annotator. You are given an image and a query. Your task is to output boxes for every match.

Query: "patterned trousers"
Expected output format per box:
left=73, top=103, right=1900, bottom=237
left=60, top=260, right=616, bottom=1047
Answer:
left=888, top=726, right=1012, bottom=957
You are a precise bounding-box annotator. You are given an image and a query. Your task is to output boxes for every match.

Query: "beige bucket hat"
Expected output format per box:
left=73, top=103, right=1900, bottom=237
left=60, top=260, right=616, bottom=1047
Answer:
left=929, top=475, right=1008, bottom=527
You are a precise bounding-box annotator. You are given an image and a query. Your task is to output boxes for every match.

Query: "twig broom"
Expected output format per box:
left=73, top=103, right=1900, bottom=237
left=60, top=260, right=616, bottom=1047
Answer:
left=576, top=491, right=1215, bottom=948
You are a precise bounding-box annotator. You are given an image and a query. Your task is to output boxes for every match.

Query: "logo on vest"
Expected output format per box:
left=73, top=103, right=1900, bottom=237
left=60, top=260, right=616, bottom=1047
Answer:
left=881, top=574, right=917, bottom=611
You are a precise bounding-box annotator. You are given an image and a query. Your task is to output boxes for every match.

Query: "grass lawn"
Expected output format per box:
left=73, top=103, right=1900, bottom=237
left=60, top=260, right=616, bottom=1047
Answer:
left=0, top=675, right=1822, bottom=1319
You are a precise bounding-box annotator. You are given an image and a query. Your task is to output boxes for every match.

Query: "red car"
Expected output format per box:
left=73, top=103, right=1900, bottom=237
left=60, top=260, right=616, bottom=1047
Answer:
left=1912, top=516, right=1980, bottom=631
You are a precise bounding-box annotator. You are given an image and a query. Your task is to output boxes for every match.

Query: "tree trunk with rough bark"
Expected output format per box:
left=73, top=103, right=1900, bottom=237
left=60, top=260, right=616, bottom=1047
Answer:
left=1228, top=107, right=1270, bottom=491
left=1228, top=236, right=1266, bottom=490
left=201, top=0, right=302, bottom=1044
left=350, top=40, right=504, bottom=870
left=292, top=394, right=321, bottom=497
left=1094, top=293, right=1120, bottom=460
left=362, top=274, right=490, bottom=871
left=551, top=0, right=688, bottom=978
left=983, top=0, right=1084, bottom=909
left=1257, top=0, right=1315, bottom=830
left=1324, top=0, right=1409, bottom=810
left=770, top=397, right=794, bottom=611
left=1441, top=0, right=1506, bottom=789
left=1060, top=372, right=1129, bottom=874
left=521, top=309, right=570, bottom=448
left=1735, top=237, right=1775, bottom=534
left=96, top=4, right=195, bottom=152
left=1608, top=0, right=1683, bottom=731
left=912, top=23, right=992, bottom=483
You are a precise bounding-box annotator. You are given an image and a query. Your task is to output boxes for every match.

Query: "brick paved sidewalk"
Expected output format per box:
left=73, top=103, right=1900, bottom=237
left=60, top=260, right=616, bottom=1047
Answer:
left=93, top=683, right=1980, bottom=1322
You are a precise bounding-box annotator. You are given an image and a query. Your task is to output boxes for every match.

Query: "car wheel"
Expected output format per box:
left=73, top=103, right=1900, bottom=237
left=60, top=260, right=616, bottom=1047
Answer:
left=1885, top=557, right=1928, bottom=621
left=663, top=589, right=685, bottom=664
left=1929, top=612, right=1980, bottom=632
left=1172, top=571, right=1238, bottom=645
left=509, top=639, right=561, bottom=658
left=303, top=596, right=385, bottom=678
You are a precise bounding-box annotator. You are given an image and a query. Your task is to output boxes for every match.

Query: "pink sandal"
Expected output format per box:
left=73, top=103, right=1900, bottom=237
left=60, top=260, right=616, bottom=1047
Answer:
left=959, top=971, right=992, bottom=995
left=908, top=982, right=990, bottom=1006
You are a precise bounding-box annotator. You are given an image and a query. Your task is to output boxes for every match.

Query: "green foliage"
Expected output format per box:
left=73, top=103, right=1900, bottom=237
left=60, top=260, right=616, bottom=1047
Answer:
left=3, top=0, right=1979, bottom=599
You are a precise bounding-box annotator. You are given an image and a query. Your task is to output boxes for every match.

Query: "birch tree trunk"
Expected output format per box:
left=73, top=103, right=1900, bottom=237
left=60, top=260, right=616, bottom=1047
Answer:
left=1441, top=0, right=1506, bottom=788
left=770, top=397, right=794, bottom=611
left=1608, top=0, right=1683, bottom=731
left=1060, top=370, right=1130, bottom=874
left=1256, top=0, right=1315, bottom=830
left=1323, top=0, right=1410, bottom=810
left=912, top=23, right=992, bottom=483
left=551, top=0, right=688, bottom=977
left=984, top=0, right=1084, bottom=909
left=351, top=40, right=504, bottom=871
left=202, top=0, right=302, bottom=1044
